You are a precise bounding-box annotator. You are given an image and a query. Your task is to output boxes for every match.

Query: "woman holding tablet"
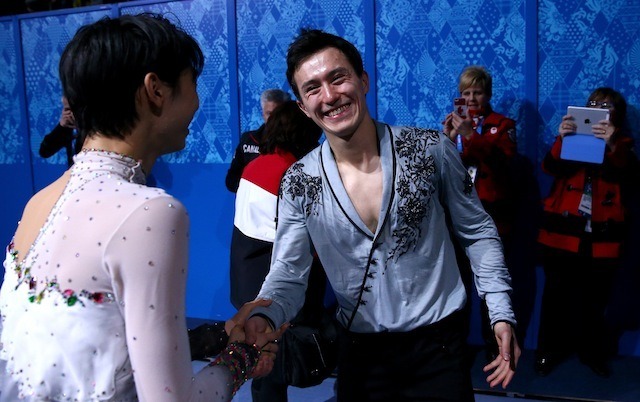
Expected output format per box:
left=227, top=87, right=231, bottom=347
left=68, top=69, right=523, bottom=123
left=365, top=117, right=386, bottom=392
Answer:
left=535, top=87, right=638, bottom=378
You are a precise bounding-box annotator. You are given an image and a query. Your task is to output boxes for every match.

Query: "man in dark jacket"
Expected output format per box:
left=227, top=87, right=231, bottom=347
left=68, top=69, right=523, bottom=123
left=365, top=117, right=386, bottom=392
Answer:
left=39, top=97, right=82, bottom=167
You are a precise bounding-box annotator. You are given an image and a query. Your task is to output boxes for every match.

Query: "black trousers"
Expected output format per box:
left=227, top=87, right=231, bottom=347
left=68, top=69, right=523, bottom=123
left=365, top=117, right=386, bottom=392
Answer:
left=336, top=310, right=475, bottom=402
left=537, top=244, right=618, bottom=363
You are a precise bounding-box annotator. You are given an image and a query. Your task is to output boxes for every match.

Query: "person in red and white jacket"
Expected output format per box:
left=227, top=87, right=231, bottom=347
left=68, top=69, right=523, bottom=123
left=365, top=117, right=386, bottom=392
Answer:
left=535, top=87, right=639, bottom=378
left=230, top=100, right=326, bottom=402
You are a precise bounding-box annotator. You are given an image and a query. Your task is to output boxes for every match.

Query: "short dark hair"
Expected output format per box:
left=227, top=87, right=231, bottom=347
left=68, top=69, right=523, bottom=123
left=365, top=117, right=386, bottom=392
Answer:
left=286, top=29, right=363, bottom=99
left=59, top=13, right=204, bottom=139
left=260, top=100, right=322, bottom=159
left=588, top=87, right=627, bottom=130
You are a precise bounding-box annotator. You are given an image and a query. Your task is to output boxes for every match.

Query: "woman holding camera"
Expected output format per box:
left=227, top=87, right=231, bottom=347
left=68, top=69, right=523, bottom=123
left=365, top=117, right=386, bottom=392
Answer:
left=442, top=66, right=522, bottom=362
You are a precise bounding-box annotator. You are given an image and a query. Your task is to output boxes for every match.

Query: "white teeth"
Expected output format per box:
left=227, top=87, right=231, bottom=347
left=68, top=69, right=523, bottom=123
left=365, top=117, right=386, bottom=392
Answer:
left=327, top=105, right=348, bottom=117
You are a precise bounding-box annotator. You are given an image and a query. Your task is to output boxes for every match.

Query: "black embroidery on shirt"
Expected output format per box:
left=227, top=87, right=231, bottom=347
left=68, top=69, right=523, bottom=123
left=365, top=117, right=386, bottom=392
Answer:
left=390, top=127, right=440, bottom=261
left=281, top=162, right=322, bottom=217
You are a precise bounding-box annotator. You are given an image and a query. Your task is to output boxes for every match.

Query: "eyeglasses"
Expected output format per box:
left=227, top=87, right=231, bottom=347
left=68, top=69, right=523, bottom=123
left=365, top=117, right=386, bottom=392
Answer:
left=587, top=100, right=613, bottom=109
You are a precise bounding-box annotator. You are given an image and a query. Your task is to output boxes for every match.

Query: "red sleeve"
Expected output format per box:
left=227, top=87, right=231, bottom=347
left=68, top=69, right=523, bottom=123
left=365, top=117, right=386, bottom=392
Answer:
left=460, top=113, right=517, bottom=164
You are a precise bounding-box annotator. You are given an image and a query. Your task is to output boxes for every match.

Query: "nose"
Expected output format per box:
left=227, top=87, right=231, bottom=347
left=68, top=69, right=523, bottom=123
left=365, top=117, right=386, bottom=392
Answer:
left=322, top=83, right=339, bottom=104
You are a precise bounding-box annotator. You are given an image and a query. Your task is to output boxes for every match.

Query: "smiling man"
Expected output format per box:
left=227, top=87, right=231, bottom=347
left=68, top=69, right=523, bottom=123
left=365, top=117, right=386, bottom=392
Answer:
left=246, top=29, right=520, bottom=401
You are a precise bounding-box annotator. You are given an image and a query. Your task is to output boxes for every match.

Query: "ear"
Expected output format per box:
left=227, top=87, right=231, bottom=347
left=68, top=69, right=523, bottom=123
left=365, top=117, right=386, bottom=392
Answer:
left=297, top=100, right=311, bottom=118
left=361, top=71, right=370, bottom=95
left=143, top=72, right=165, bottom=112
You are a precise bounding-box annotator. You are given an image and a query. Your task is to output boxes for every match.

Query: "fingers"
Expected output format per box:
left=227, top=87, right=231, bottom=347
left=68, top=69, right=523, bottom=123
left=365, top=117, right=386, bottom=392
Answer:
left=250, top=353, right=275, bottom=378
left=227, top=323, right=246, bottom=344
left=244, top=316, right=265, bottom=345
left=485, top=322, right=520, bottom=388
left=228, top=299, right=274, bottom=337
left=592, top=120, right=613, bottom=137
left=257, top=322, right=289, bottom=348
left=558, top=114, right=576, bottom=136
left=273, top=322, right=289, bottom=339
left=483, top=355, right=515, bottom=388
left=250, top=338, right=281, bottom=378
left=258, top=340, right=278, bottom=359
left=559, top=122, right=576, bottom=134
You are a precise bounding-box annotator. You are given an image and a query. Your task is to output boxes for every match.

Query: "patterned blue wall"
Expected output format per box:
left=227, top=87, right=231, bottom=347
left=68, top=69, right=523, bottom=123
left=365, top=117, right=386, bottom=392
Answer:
left=21, top=10, right=112, bottom=168
left=122, top=0, right=232, bottom=163
left=0, top=0, right=639, bottom=353
left=0, top=20, right=25, bottom=164
left=375, top=0, right=530, bottom=155
left=538, top=0, right=640, bottom=160
left=2, top=0, right=639, bottom=166
left=236, top=0, right=367, bottom=133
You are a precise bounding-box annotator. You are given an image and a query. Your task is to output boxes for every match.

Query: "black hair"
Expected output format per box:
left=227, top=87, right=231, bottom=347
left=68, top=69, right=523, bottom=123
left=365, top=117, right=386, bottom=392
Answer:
left=260, top=100, right=322, bottom=159
left=59, top=13, right=204, bottom=139
left=286, top=28, right=363, bottom=99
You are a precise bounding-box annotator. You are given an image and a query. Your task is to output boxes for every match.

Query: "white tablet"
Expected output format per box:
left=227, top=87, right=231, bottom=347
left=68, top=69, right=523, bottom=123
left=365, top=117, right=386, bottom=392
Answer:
left=567, top=106, right=610, bottom=135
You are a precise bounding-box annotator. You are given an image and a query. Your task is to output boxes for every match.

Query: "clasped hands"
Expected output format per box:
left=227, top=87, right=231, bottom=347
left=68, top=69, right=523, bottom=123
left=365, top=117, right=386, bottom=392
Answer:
left=225, top=299, right=288, bottom=378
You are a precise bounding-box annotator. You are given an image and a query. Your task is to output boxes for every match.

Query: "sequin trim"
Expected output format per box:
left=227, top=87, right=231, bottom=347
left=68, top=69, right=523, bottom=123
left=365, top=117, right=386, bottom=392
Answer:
left=211, top=342, right=260, bottom=396
left=9, top=242, right=115, bottom=307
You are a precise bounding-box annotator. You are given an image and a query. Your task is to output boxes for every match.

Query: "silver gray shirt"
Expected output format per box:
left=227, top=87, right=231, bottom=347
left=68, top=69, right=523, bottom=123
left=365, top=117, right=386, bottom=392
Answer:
left=255, top=122, right=515, bottom=333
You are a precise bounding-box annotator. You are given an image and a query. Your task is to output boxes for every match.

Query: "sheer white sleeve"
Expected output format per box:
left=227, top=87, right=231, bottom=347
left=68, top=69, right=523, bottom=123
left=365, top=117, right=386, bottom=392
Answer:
left=104, top=196, right=238, bottom=401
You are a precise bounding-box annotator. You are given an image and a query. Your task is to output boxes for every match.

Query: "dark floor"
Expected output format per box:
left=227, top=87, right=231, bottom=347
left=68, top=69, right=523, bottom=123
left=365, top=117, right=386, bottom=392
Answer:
left=221, top=347, right=640, bottom=402
left=470, top=347, right=640, bottom=401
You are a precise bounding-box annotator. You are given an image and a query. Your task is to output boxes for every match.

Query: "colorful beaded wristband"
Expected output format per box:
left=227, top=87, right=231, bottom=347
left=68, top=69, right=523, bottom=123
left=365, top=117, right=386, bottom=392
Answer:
left=211, top=342, right=260, bottom=395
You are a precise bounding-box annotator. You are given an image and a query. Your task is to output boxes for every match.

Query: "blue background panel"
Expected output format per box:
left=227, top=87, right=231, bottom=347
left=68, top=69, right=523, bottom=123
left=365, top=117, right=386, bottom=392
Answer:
left=0, top=0, right=639, bottom=354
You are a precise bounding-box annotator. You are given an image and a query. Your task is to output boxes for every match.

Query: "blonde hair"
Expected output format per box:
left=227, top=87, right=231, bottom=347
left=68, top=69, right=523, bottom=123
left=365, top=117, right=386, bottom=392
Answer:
left=458, top=65, right=492, bottom=98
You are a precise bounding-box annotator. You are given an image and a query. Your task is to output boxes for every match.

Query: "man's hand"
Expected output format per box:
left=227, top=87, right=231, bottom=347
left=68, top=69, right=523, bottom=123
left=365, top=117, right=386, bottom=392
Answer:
left=483, top=321, right=520, bottom=389
left=226, top=309, right=288, bottom=378
left=244, top=315, right=273, bottom=345
left=225, top=299, right=273, bottom=335
left=249, top=325, right=288, bottom=378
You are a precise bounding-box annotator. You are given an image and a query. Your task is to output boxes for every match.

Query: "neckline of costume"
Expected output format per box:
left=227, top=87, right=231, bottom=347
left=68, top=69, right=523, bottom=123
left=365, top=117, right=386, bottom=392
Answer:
left=72, top=148, right=146, bottom=185
left=15, top=150, right=146, bottom=268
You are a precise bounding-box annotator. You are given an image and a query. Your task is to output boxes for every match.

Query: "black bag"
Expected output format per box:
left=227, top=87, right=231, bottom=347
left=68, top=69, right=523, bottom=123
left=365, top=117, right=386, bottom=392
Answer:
left=277, top=311, right=340, bottom=388
left=188, top=321, right=228, bottom=361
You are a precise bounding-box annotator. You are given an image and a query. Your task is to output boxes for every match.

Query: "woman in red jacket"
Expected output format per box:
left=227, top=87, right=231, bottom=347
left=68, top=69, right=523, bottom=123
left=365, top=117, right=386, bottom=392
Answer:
left=443, top=66, right=522, bottom=362
left=536, top=87, right=639, bottom=377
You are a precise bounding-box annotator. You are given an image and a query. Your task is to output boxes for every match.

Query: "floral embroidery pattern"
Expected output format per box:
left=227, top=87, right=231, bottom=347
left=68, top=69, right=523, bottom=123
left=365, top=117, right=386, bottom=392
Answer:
left=390, top=127, right=440, bottom=261
left=281, top=162, right=322, bottom=217
left=9, top=243, right=114, bottom=307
